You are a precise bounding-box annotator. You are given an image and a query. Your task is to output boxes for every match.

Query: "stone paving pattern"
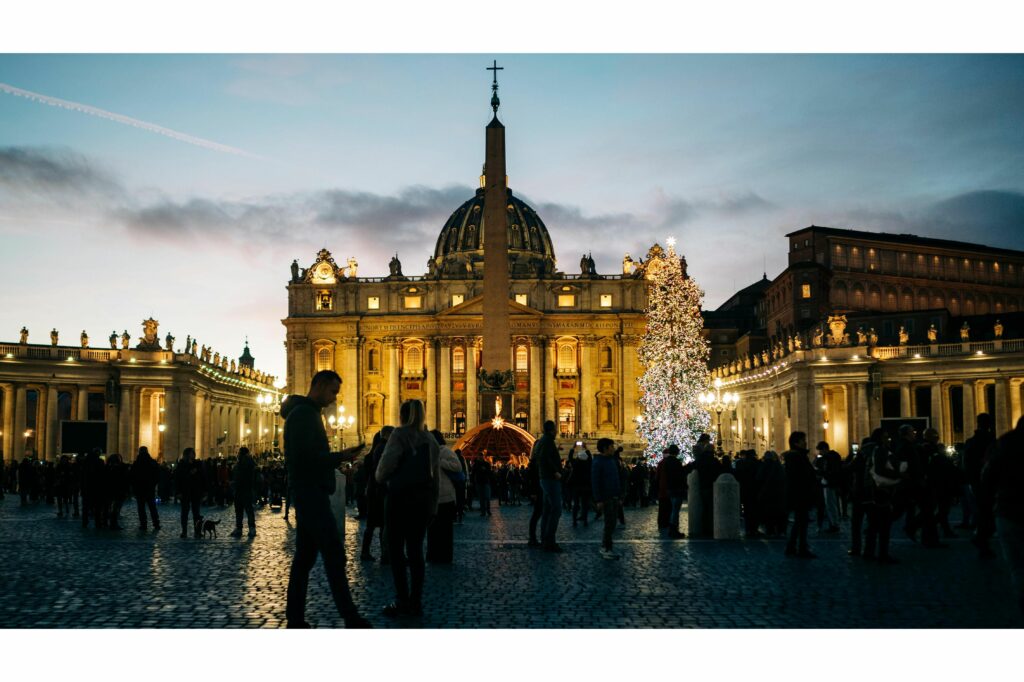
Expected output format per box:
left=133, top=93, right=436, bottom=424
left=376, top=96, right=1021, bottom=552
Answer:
left=0, top=497, right=1020, bottom=628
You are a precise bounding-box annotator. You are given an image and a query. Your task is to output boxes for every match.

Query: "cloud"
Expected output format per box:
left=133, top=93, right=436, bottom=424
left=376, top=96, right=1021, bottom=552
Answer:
left=0, top=146, right=120, bottom=198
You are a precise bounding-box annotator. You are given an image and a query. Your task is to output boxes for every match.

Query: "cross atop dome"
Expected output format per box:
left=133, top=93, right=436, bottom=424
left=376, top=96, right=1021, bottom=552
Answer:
left=487, top=59, right=503, bottom=116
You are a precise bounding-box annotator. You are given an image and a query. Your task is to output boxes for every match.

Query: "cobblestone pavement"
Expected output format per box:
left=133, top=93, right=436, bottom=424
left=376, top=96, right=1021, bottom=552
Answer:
left=0, top=496, right=1020, bottom=628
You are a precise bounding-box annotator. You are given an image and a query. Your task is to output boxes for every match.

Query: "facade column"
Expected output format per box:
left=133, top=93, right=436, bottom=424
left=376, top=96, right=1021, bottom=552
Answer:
left=930, top=381, right=944, bottom=440
left=544, top=339, right=556, bottom=428
left=439, top=338, right=452, bottom=433
left=118, top=386, right=132, bottom=457
left=1010, top=379, right=1022, bottom=427
left=107, top=390, right=120, bottom=457
left=2, top=384, right=15, bottom=462
left=466, top=338, right=479, bottom=430
left=994, top=378, right=1010, bottom=435
left=855, top=382, right=870, bottom=446
left=13, top=385, right=27, bottom=461
left=773, top=392, right=786, bottom=452
left=810, top=383, right=824, bottom=447
left=341, top=338, right=360, bottom=436
left=163, top=387, right=180, bottom=463
left=178, top=388, right=196, bottom=462
left=962, top=380, right=976, bottom=437
left=791, top=384, right=807, bottom=439
left=44, top=386, right=58, bottom=461
left=579, top=336, right=596, bottom=435
left=424, top=338, right=437, bottom=430
left=529, top=338, right=542, bottom=435
left=621, top=336, right=639, bottom=438
left=899, top=382, right=912, bottom=418
left=387, top=339, right=401, bottom=426
left=76, top=385, right=89, bottom=421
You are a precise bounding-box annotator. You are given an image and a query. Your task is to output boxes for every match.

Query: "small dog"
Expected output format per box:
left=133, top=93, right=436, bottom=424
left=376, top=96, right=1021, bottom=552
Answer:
left=201, top=518, right=220, bottom=539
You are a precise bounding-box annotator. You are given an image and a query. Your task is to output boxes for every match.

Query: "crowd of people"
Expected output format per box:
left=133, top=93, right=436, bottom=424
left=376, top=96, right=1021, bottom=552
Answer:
left=3, top=368, right=1022, bottom=624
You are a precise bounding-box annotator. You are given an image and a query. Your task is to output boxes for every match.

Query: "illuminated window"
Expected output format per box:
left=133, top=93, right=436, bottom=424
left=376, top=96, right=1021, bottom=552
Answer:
left=515, top=293, right=528, bottom=306
left=515, top=345, right=528, bottom=371
left=600, top=294, right=612, bottom=308
left=316, top=347, right=333, bottom=372
left=404, top=346, right=422, bottom=372
left=404, top=296, right=422, bottom=309
left=451, top=294, right=464, bottom=307
left=316, top=291, right=333, bottom=311
left=801, top=284, right=812, bottom=299
left=367, top=296, right=380, bottom=310
left=557, top=294, right=575, bottom=307
left=452, top=347, right=465, bottom=373
left=558, top=344, right=576, bottom=370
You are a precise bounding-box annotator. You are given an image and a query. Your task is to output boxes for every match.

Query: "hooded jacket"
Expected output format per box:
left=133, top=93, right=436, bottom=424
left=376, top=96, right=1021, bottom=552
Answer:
left=282, top=394, right=344, bottom=497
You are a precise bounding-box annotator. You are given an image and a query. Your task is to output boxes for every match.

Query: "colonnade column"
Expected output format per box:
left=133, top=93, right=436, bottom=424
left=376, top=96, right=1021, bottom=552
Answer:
left=544, top=339, right=556, bottom=427
left=791, top=384, right=806, bottom=439
left=424, top=338, right=437, bottom=430
left=341, top=337, right=360, bottom=435
left=439, top=338, right=451, bottom=433
left=2, top=384, right=15, bottom=462
left=579, top=336, right=595, bottom=435
left=773, top=392, right=786, bottom=452
left=529, top=338, right=542, bottom=434
left=77, top=385, right=89, bottom=421
left=13, top=385, right=27, bottom=461
left=118, top=386, right=132, bottom=458
left=1011, top=379, right=1023, bottom=427
left=810, top=383, right=824, bottom=447
left=855, top=382, right=869, bottom=446
left=899, top=382, right=912, bottom=418
left=45, top=386, right=58, bottom=461
left=994, top=378, right=1010, bottom=435
left=466, top=338, right=479, bottom=430
left=963, top=380, right=976, bottom=436
left=930, top=381, right=944, bottom=441
left=621, top=335, right=639, bottom=437
left=164, top=387, right=180, bottom=463
left=386, top=338, right=401, bottom=426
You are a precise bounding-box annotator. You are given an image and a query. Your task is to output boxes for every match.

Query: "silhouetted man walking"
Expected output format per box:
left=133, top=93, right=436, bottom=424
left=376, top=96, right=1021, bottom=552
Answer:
left=283, top=370, right=370, bottom=629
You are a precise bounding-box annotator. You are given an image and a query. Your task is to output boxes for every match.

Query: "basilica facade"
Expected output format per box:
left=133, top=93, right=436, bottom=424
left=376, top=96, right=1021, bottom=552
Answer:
left=283, top=110, right=656, bottom=447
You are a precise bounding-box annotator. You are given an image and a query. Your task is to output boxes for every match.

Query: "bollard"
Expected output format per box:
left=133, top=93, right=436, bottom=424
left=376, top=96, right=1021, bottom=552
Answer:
left=686, top=469, right=703, bottom=537
left=330, top=471, right=347, bottom=542
left=713, top=473, right=741, bottom=540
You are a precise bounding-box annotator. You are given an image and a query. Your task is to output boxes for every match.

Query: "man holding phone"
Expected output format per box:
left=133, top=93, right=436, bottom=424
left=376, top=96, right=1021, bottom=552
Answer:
left=281, top=370, right=371, bottom=629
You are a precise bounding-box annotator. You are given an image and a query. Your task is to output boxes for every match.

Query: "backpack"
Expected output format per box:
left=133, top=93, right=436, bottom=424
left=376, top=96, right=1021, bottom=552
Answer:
left=387, top=440, right=432, bottom=496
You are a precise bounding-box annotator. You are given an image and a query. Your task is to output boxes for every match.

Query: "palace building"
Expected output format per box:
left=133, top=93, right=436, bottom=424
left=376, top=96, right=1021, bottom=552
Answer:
left=705, top=227, right=1024, bottom=456
left=283, top=74, right=657, bottom=453
left=0, top=320, right=280, bottom=463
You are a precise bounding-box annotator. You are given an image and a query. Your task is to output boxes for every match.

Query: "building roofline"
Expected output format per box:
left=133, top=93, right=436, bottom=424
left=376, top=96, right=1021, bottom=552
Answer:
left=785, top=225, right=1024, bottom=259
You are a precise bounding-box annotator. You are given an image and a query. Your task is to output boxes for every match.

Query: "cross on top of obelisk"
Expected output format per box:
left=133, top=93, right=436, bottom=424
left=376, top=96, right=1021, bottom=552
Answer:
left=487, top=59, right=503, bottom=114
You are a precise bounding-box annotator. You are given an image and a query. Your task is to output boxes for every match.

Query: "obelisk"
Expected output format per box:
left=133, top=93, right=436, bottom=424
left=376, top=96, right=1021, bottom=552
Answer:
left=480, top=60, right=511, bottom=408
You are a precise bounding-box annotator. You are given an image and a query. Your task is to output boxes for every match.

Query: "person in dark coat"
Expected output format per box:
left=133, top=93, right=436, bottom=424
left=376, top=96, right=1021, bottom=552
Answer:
left=106, top=453, right=130, bottom=530
left=230, top=446, right=257, bottom=537
left=533, top=420, right=564, bottom=552
left=965, top=413, right=997, bottom=558
left=361, top=426, right=393, bottom=562
left=18, top=456, right=35, bottom=506
left=472, top=458, right=493, bottom=517
left=693, top=435, right=719, bottom=537
left=846, top=436, right=874, bottom=556
left=982, top=416, right=1024, bottom=615
left=592, top=438, right=623, bottom=559
left=130, top=446, right=160, bottom=531
left=783, top=432, right=817, bottom=558
left=755, top=451, right=786, bottom=536
left=918, top=428, right=949, bottom=548
left=55, top=455, right=75, bottom=518
left=661, top=444, right=687, bottom=538
left=864, top=428, right=901, bottom=563
left=81, top=449, right=108, bottom=528
left=734, top=449, right=761, bottom=537
left=283, top=370, right=370, bottom=629
left=569, top=448, right=593, bottom=527
left=176, top=447, right=205, bottom=538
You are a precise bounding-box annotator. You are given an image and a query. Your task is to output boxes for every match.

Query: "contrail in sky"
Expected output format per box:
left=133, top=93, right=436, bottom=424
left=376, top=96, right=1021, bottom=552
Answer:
left=0, top=81, right=260, bottom=159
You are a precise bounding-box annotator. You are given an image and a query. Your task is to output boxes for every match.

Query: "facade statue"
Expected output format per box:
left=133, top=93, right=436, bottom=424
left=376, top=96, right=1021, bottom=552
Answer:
left=213, top=352, right=221, bottom=366
left=960, top=322, right=970, bottom=341
left=230, top=359, right=237, bottom=374
left=812, top=327, right=824, bottom=348
left=826, top=315, right=848, bottom=346
left=121, top=330, right=130, bottom=350
left=927, top=324, right=938, bottom=343
left=80, top=330, right=89, bottom=348
left=898, top=326, right=909, bottom=345
left=389, top=254, right=403, bottom=278
left=794, top=335, right=803, bottom=350
left=221, top=358, right=229, bottom=370
left=185, top=335, right=192, bottom=354
left=868, top=328, right=879, bottom=346
left=50, top=329, right=59, bottom=346
left=994, top=319, right=1004, bottom=339
left=109, top=331, right=118, bottom=349
left=580, top=253, right=589, bottom=276
left=19, top=327, right=28, bottom=344
left=761, top=350, right=770, bottom=365
left=165, top=333, right=174, bottom=352
left=345, top=256, right=359, bottom=279
left=622, top=253, right=635, bottom=276
left=743, top=355, right=751, bottom=370
left=753, top=354, right=760, bottom=368
left=138, top=318, right=161, bottom=350
left=191, top=340, right=198, bottom=356
left=290, top=259, right=300, bottom=282
left=856, top=327, right=868, bottom=345
left=787, top=336, right=795, bottom=353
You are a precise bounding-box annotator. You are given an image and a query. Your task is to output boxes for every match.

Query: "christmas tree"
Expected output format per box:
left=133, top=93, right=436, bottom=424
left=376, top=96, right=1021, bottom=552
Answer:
left=636, top=239, right=712, bottom=463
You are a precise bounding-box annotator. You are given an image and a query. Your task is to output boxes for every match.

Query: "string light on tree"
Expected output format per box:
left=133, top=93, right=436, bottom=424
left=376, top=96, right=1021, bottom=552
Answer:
left=636, top=238, right=712, bottom=464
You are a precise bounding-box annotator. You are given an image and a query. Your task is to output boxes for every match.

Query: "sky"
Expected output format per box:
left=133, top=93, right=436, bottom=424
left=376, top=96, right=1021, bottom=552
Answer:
left=2, top=54, right=1023, bottom=383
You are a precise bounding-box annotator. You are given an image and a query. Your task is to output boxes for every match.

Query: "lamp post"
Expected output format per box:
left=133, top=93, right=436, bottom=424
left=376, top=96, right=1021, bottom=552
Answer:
left=698, top=377, right=740, bottom=447
left=256, top=391, right=283, bottom=452
left=328, top=404, right=356, bottom=450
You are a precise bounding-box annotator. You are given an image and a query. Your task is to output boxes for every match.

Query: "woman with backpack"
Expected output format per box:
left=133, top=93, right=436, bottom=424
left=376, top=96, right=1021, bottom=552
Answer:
left=864, top=429, right=902, bottom=564
left=375, top=399, right=440, bottom=617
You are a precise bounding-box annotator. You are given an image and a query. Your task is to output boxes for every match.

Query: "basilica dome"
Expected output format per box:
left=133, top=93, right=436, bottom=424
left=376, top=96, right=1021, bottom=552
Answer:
left=429, top=187, right=557, bottom=278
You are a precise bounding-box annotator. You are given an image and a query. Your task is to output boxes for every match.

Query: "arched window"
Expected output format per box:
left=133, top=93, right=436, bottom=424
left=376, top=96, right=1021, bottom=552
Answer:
left=316, top=347, right=333, bottom=372
left=851, top=284, right=865, bottom=309
left=557, top=399, right=576, bottom=437
left=452, top=346, right=465, bottom=374
left=868, top=285, right=881, bottom=310
left=885, top=288, right=897, bottom=311
left=600, top=345, right=613, bottom=370
left=515, top=345, right=529, bottom=371
left=404, top=346, right=422, bottom=373
left=558, top=344, right=576, bottom=371
left=832, top=281, right=848, bottom=307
